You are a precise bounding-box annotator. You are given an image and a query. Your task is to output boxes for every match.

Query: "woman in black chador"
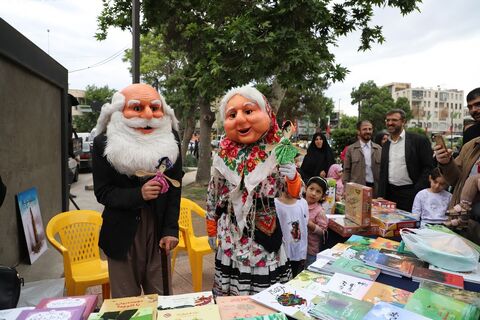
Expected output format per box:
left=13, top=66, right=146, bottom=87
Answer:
left=300, top=132, right=335, bottom=183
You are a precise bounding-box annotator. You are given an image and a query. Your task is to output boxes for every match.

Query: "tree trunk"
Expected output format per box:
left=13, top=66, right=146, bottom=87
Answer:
left=180, top=116, right=195, bottom=166
left=269, top=78, right=287, bottom=113
left=195, top=98, right=215, bottom=185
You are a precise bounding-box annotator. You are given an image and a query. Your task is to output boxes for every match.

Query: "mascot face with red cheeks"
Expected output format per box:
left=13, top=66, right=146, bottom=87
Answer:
left=121, top=84, right=165, bottom=134
left=223, top=94, right=271, bottom=145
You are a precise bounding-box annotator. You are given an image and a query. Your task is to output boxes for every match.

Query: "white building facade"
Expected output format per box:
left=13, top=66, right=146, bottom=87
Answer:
left=384, top=82, right=466, bottom=134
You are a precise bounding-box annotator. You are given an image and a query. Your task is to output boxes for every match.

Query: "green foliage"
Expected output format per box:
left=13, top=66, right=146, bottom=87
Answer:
left=330, top=128, right=357, bottom=156
left=352, top=80, right=414, bottom=132
left=339, top=115, right=358, bottom=130
left=183, top=154, right=198, bottom=167
left=72, top=84, right=116, bottom=132
left=73, top=112, right=99, bottom=132
left=406, top=127, right=427, bottom=136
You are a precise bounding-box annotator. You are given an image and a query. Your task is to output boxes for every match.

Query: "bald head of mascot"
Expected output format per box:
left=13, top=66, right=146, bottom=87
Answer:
left=95, top=83, right=179, bottom=176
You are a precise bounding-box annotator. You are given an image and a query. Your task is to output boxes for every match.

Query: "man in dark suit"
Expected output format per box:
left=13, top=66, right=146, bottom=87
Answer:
left=92, top=83, right=182, bottom=298
left=377, top=109, right=433, bottom=211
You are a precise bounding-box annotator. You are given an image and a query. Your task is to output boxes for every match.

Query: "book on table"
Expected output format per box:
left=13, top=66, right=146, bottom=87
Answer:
left=17, top=306, right=85, bottom=320
left=215, top=295, right=277, bottom=320
left=157, top=291, right=214, bottom=310
left=362, top=249, right=415, bottom=277
left=362, top=301, right=429, bottom=320
left=250, top=282, right=323, bottom=320
left=405, top=287, right=480, bottom=320
left=98, top=294, right=158, bottom=320
left=362, top=281, right=412, bottom=308
left=36, top=294, right=98, bottom=320
left=378, top=249, right=427, bottom=268
left=369, top=237, right=400, bottom=252
left=330, top=257, right=380, bottom=281
left=156, top=304, right=221, bottom=320
left=325, top=273, right=374, bottom=300
left=429, top=263, right=480, bottom=284
left=235, top=312, right=288, bottom=320
left=411, top=266, right=464, bottom=289
left=419, top=281, right=480, bottom=308
left=344, top=235, right=375, bottom=252
left=306, top=257, right=335, bottom=275
left=308, top=291, right=373, bottom=320
left=287, top=270, right=332, bottom=294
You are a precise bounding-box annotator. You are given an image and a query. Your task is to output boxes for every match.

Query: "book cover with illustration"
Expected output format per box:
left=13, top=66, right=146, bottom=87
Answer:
left=363, top=249, right=414, bottom=277
left=157, top=291, right=214, bottom=310
left=215, top=296, right=276, bottom=320
left=412, top=266, right=464, bottom=289
left=306, top=257, right=335, bottom=275
left=251, top=283, right=322, bottom=320
left=236, top=313, right=288, bottom=320
left=157, top=304, right=221, bottom=320
left=345, top=235, right=375, bottom=251
left=325, top=273, right=374, bottom=300
left=378, top=249, right=427, bottom=268
left=330, top=257, right=380, bottom=281
left=17, top=306, right=85, bottom=320
left=429, top=263, right=480, bottom=284
left=89, top=308, right=154, bottom=320
left=362, top=281, right=412, bottom=307
left=317, top=243, right=352, bottom=261
left=287, top=270, right=331, bottom=294
left=322, top=178, right=336, bottom=214
left=100, top=294, right=158, bottom=319
left=369, top=237, right=400, bottom=251
left=419, top=281, right=480, bottom=308
left=405, top=288, right=480, bottom=320
left=363, top=301, right=429, bottom=320
left=308, top=291, right=373, bottom=320
left=37, top=295, right=98, bottom=320
left=345, top=182, right=372, bottom=226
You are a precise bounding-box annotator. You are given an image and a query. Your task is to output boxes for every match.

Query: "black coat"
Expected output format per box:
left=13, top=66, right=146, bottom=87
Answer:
left=377, top=132, right=433, bottom=197
left=92, top=132, right=182, bottom=260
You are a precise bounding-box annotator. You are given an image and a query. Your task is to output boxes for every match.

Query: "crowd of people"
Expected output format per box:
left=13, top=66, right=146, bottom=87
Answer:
left=91, top=82, right=480, bottom=298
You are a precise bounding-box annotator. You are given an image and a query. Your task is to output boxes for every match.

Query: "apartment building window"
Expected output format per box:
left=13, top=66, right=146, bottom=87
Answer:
left=435, top=102, right=438, bottom=108
left=428, top=101, right=431, bottom=107
left=435, top=92, right=438, bottom=98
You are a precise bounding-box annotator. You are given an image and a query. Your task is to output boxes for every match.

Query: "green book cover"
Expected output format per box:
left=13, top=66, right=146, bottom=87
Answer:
left=405, top=288, right=480, bottom=320
left=309, top=291, right=373, bottom=320
left=287, top=270, right=331, bottom=293
left=419, top=281, right=480, bottom=308
left=345, top=235, right=375, bottom=252
left=237, top=312, right=288, bottom=320
left=330, top=257, right=380, bottom=281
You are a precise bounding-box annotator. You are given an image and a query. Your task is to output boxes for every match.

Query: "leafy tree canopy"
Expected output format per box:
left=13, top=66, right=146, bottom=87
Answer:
left=73, top=85, right=116, bottom=132
left=352, top=80, right=413, bottom=132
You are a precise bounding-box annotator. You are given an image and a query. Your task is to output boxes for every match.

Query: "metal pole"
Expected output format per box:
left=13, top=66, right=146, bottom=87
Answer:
left=132, top=0, right=140, bottom=83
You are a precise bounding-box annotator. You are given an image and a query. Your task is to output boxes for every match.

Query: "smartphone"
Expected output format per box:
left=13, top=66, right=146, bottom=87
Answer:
left=434, top=134, right=447, bottom=150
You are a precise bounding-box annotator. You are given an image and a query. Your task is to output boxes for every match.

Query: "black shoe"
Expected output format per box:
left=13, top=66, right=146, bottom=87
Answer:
left=70, top=194, right=77, bottom=198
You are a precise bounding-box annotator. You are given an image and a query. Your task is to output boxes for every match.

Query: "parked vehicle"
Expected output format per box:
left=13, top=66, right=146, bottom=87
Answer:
left=75, top=132, right=93, bottom=171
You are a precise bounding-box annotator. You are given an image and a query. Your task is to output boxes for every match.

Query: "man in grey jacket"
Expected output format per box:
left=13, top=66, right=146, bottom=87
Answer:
left=343, top=120, right=382, bottom=196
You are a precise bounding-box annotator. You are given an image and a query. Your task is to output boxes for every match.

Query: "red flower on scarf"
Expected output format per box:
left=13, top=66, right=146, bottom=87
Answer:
left=240, top=236, right=248, bottom=245
left=256, top=259, right=266, bottom=267
left=246, top=158, right=257, bottom=172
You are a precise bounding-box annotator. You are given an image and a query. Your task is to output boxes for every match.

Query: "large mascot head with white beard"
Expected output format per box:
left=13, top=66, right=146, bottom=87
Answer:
left=94, top=83, right=179, bottom=176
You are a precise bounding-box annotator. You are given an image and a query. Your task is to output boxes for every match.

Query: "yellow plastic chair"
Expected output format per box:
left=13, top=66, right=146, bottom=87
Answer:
left=171, top=198, right=213, bottom=292
left=46, top=210, right=110, bottom=300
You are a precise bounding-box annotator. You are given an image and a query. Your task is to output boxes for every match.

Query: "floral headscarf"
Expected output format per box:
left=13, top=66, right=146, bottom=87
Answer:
left=217, top=95, right=280, bottom=177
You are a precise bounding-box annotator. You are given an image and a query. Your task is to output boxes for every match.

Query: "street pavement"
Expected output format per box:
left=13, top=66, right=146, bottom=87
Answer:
left=17, top=169, right=215, bottom=305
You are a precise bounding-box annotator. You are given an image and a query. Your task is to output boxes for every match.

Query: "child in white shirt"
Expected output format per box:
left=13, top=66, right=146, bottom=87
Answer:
left=275, top=191, right=309, bottom=277
left=412, top=167, right=452, bottom=227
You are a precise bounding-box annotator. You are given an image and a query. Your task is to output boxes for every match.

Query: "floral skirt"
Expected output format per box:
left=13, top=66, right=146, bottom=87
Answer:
left=213, top=245, right=292, bottom=296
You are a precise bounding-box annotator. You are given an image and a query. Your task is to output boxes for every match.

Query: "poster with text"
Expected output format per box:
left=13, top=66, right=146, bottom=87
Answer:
left=17, top=187, right=47, bottom=263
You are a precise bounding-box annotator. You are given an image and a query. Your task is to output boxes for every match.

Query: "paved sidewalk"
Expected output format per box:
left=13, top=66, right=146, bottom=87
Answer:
left=17, top=169, right=215, bottom=305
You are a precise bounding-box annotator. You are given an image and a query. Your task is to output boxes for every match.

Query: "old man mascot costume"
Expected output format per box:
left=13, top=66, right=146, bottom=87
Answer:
left=92, top=83, right=182, bottom=298
left=206, top=86, right=302, bottom=296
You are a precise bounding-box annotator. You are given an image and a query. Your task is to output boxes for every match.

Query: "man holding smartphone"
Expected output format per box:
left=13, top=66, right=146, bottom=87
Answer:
left=377, top=109, right=434, bottom=211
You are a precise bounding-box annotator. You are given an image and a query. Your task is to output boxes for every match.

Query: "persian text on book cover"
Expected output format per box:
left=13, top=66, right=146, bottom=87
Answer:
left=17, top=187, right=47, bottom=263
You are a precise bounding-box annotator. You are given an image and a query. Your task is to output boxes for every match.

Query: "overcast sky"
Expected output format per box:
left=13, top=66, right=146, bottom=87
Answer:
left=1, top=0, right=478, bottom=115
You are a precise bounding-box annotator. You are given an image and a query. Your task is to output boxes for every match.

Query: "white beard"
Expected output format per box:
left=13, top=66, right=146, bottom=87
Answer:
left=104, top=111, right=179, bottom=176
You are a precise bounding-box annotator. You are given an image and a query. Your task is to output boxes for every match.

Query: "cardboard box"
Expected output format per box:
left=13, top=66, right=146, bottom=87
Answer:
left=345, top=183, right=372, bottom=226
left=328, top=216, right=379, bottom=237
left=372, top=212, right=420, bottom=232
left=371, top=199, right=396, bottom=213
left=377, top=228, right=401, bottom=237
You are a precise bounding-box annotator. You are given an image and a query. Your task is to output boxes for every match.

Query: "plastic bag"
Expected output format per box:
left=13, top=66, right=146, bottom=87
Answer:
left=400, top=228, right=479, bottom=272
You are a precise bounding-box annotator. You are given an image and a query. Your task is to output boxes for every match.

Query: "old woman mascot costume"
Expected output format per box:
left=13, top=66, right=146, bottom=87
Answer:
left=206, top=86, right=302, bottom=296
